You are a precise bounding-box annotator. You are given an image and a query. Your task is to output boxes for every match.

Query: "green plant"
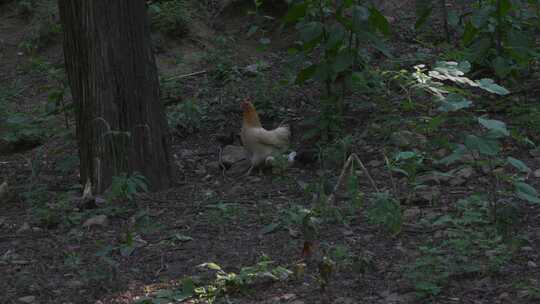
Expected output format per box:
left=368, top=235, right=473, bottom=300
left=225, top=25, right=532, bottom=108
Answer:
left=366, top=192, right=402, bottom=235
left=148, top=0, right=191, bottom=38
left=197, top=257, right=292, bottom=301
left=284, top=0, right=391, bottom=140
left=107, top=172, right=149, bottom=203
left=389, top=150, right=426, bottom=185
left=140, top=257, right=291, bottom=303
left=204, top=36, right=238, bottom=83
left=450, top=1, right=539, bottom=78
left=412, top=61, right=539, bottom=210
left=207, top=201, right=246, bottom=225
left=406, top=194, right=514, bottom=299
left=16, top=0, right=62, bottom=53
left=405, top=245, right=449, bottom=298
left=167, top=99, right=207, bottom=135
left=1, top=112, right=52, bottom=145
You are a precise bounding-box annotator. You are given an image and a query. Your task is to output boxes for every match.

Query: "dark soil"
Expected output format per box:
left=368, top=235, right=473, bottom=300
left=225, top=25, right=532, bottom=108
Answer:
left=1, top=1, right=539, bottom=304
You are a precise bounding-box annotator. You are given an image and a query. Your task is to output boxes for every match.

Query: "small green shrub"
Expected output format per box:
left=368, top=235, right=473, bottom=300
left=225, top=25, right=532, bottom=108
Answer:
left=367, top=192, right=402, bottom=235
left=107, top=172, right=149, bottom=203
left=166, top=100, right=207, bottom=135
left=148, top=0, right=191, bottom=38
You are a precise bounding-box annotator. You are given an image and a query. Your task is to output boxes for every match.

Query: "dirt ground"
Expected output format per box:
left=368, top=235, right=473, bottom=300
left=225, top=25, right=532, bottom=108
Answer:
left=1, top=1, right=540, bottom=303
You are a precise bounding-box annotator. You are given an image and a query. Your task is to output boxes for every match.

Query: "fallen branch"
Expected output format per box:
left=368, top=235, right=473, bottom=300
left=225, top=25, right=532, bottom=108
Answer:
left=164, top=70, right=207, bottom=81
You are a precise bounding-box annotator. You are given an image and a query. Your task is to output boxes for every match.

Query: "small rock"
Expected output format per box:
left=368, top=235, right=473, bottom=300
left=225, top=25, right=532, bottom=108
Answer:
left=18, top=296, right=36, bottom=304
left=17, top=222, right=31, bottom=234
left=243, top=61, right=270, bottom=76
left=403, top=207, right=421, bottom=221
left=0, top=216, right=6, bottom=227
left=527, top=261, right=537, bottom=268
left=521, top=246, right=534, bottom=252
left=498, top=292, right=510, bottom=300
left=82, top=215, right=108, bottom=228
left=221, top=145, right=247, bottom=165
left=533, top=169, right=540, bottom=178
left=281, top=294, right=296, bottom=301
left=342, top=229, right=354, bottom=236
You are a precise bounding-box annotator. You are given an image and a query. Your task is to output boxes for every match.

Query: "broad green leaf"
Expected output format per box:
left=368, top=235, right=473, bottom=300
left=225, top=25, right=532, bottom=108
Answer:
left=283, top=3, right=308, bottom=23
left=436, top=144, right=467, bottom=165
left=514, top=181, right=540, bottom=203
left=325, top=24, right=346, bottom=50
left=155, top=289, right=174, bottom=298
left=438, top=93, right=472, bottom=112
left=351, top=5, right=370, bottom=32
left=174, top=234, right=193, bottom=242
left=299, top=22, right=323, bottom=43
left=174, top=277, right=195, bottom=301
left=465, top=135, right=500, bottom=156
left=391, top=167, right=409, bottom=176
left=475, top=78, right=510, bottom=95
left=369, top=6, right=390, bottom=36
left=499, top=0, right=512, bottom=17
left=260, top=222, right=280, bottom=234
left=287, top=47, right=299, bottom=55
left=199, top=262, right=222, bottom=270
left=313, top=62, right=333, bottom=82
left=478, top=117, right=509, bottom=136
left=465, top=38, right=492, bottom=63
left=471, top=6, right=492, bottom=28
left=492, top=56, right=511, bottom=78
left=507, top=157, right=531, bottom=173
left=462, top=21, right=478, bottom=46
left=246, top=25, right=258, bottom=37
left=447, top=10, right=459, bottom=27
left=395, top=151, right=417, bottom=160
left=333, top=51, right=353, bottom=73
left=457, top=61, right=471, bottom=74
left=295, top=65, right=317, bottom=84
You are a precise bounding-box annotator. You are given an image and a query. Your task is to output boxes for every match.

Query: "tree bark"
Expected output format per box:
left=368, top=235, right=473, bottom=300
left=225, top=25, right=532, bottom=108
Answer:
left=58, top=0, right=171, bottom=194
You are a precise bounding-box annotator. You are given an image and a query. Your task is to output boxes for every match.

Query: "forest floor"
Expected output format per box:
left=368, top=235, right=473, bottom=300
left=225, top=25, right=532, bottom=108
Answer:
left=1, top=1, right=540, bottom=304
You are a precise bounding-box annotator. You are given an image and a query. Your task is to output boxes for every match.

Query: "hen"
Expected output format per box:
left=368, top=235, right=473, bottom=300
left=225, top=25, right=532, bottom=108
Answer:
left=240, top=98, right=290, bottom=174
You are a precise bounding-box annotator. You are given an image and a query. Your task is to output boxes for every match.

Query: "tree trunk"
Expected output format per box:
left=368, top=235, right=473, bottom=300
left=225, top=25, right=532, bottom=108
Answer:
left=58, top=0, right=171, bottom=194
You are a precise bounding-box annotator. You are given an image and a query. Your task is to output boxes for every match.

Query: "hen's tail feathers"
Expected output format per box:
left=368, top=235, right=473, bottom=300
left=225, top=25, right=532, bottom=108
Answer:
left=272, top=126, right=291, bottom=147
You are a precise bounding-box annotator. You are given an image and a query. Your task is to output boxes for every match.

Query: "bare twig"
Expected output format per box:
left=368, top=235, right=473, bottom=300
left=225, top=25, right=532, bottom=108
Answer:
left=350, top=153, right=380, bottom=193
left=164, top=70, right=207, bottom=81
left=326, top=153, right=380, bottom=205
